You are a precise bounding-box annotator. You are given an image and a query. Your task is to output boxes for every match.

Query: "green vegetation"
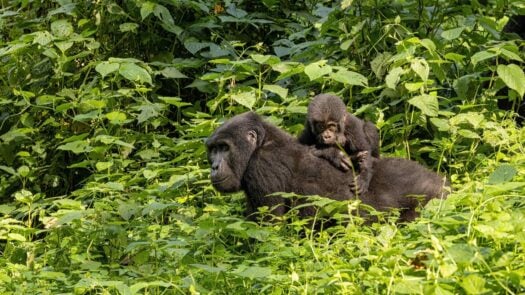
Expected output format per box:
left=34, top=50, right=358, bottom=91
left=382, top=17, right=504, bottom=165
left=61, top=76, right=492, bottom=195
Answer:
left=1, top=0, right=524, bottom=293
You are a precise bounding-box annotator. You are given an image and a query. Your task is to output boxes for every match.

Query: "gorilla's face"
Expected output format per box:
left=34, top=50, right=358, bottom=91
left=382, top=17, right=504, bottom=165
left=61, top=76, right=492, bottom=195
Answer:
left=307, top=94, right=347, bottom=146
left=206, top=113, right=262, bottom=192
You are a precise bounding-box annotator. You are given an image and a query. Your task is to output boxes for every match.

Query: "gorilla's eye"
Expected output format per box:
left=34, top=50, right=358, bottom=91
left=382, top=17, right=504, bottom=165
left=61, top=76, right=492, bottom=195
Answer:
left=216, top=143, right=229, bottom=152
left=315, top=122, right=324, bottom=131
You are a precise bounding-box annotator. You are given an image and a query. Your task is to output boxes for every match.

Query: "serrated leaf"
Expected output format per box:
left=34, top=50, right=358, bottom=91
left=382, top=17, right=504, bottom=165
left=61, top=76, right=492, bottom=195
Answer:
left=430, top=117, right=450, bottom=131
left=231, top=91, right=256, bottom=109
left=371, top=52, right=392, bottom=79
left=119, top=63, right=152, bottom=85
left=184, top=39, right=210, bottom=55
left=160, top=67, right=187, bottom=79
left=51, top=19, right=73, bottom=38
left=140, top=2, right=155, bottom=19
left=304, top=61, right=332, bottom=81
left=96, top=161, right=113, bottom=171
left=500, top=48, right=523, bottom=62
left=57, top=141, right=92, bottom=154
left=143, top=169, right=157, bottom=180
left=32, top=31, right=53, bottom=46
left=457, top=129, right=480, bottom=139
left=488, top=164, right=517, bottom=184
left=471, top=50, right=497, bottom=65
left=234, top=266, right=272, bottom=279
left=385, top=67, right=404, bottom=89
left=106, top=111, right=127, bottom=124
left=136, top=104, right=161, bottom=124
left=251, top=54, right=280, bottom=65
left=408, top=94, right=439, bottom=117
left=95, top=62, right=120, bottom=78
left=7, top=233, right=26, bottom=242
left=330, top=69, right=368, bottom=86
left=119, top=22, right=139, bottom=33
left=460, top=275, right=487, bottom=295
left=411, top=59, right=429, bottom=81
left=497, top=64, right=525, bottom=97
left=263, top=84, right=288, bottom=98
left=441, top=27, right=464, bottom=40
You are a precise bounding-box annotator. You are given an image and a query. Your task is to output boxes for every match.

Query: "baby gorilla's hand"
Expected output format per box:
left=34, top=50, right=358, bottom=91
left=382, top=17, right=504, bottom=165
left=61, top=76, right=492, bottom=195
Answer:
left=312, top=147, right=353, bottom=172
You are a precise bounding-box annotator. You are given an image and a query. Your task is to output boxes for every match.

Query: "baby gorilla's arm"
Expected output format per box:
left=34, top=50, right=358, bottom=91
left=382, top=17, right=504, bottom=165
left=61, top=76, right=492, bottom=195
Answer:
left=311, top=146, right=353, bottom=172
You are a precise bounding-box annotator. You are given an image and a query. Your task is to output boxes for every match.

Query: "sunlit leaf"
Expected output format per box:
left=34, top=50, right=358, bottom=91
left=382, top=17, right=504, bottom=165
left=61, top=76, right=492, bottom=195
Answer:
left=119, top=63, right=152, bottom=85
left=497, top=64, right=525, bottom=97
left=385, top=67, right=404, bottom=89
left=408, top=94, right=438, bottom=117
left=106, top=111, right=127, bottom=124
left=304, top=61, right=332, bottom=81
left=488, top=164, right=517, bottom=184
left=330, top=69, right=368, bottom=86
left=95, top=61, right=120, bottom=78
left=51, top=19, right=73, bottom=38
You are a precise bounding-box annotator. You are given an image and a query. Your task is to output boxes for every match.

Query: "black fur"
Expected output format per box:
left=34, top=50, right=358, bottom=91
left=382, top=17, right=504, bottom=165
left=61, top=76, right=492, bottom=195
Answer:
left=206, top=112, right=449, bottom=222
left=299, top=94, right=380, bottom=194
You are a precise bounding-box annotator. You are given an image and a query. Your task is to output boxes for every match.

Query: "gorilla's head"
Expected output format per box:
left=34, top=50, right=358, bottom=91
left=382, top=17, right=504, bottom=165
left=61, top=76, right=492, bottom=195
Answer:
left=307, top=94, right=347, bottom=146
left=206, top=112, right=266, bottom=192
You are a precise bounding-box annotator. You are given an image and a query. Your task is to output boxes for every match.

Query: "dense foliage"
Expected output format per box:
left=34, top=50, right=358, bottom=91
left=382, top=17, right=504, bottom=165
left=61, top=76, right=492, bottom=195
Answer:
left=1, top=0, right=524, bottom=293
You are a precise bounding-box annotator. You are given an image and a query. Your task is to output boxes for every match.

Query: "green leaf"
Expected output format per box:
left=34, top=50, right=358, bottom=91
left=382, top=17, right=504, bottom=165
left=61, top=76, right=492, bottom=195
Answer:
left=370, top=52, right=392, bottom=79
left=119, top=63, right=152, bottom=85
left=140, top=1, right=156, bottom=19
left=95, top=161, right=113, bottom=171
left=263, top=84, right=288, bottom=99
left=430, top=118, right=450, bottom=131
left=410, top=59, right=429, bottom=81
left=460, top=275, right=487, bottom=295
left=160, top=67, right=187, bottom=79
left=408, top=94, right=439, bottom=117
left=457, top=129, right=480, bottom=139
left=95, top=62, right=120, bottom=78
left=304, top=61, right=332, bottom=81
left=234, top=266, right=272, bottom=279
left=32, top=31, right=54, bottom=46
left=106, top=111, right=127, bottom=124
left=51, top=19, right=73, bottom=38
left=57, top=140, right=92, bottom=154
left=497, top=64, right=525, bottom=97
left=231, top=89, right=256, bottom=109
left=7, top=233, right=26, bottom=242
left=330, top=69, right=368, bottom=86
left=488, top=164, right=517, bottom=184
left=251, top=54, right=280, bottom=65
left=119, top=22, right=139, bottom=33
left=143, top=169, right=157, bottom=180
left=441, top=27, right=464, bottom=40
left=341, top=0, right=354, bottom=9
left=471, top=50, right=497, bottom=65
left=385, top=67, right=404, bottom=89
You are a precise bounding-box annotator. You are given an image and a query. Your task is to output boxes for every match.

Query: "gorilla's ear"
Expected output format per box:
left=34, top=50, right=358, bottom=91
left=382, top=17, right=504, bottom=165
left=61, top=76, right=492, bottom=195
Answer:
left=247, top=130, right=258, bottom=146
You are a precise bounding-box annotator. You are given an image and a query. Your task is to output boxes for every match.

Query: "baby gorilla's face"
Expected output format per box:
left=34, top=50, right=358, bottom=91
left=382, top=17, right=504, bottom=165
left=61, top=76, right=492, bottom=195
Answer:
left=312, top=120, right=345, bottom=146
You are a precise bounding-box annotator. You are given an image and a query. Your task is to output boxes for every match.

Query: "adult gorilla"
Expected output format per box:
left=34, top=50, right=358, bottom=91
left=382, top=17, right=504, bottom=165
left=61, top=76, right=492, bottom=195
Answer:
left=206, top=112, right=448, bottom=222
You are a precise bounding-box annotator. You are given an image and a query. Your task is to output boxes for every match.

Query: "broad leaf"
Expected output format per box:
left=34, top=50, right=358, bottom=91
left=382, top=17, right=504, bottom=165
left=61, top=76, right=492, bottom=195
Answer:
left=497, top=64, right=525, bottom=97
left=488, top=164, right=517, bottom=184
left=385, top=67, right=404, bottom=89
left=95, top=62, right=120, bottom=78
left=330, top=69, right=368, bottom=86
left=51, top=19, right=73, bottom=38
left=231, top=90, right=256, bottom=109
left=411, top=59, right=429, bottom=81
left=304, top=61, right=332, bottom=81
left=408, top=94, right=439, bottom=117
left=119, top=63, right=152, bottom=85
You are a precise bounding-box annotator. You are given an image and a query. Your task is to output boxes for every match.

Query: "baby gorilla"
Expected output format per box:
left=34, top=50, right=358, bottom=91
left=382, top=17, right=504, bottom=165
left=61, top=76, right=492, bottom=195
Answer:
left=299, top=94, right=379, bottom=195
